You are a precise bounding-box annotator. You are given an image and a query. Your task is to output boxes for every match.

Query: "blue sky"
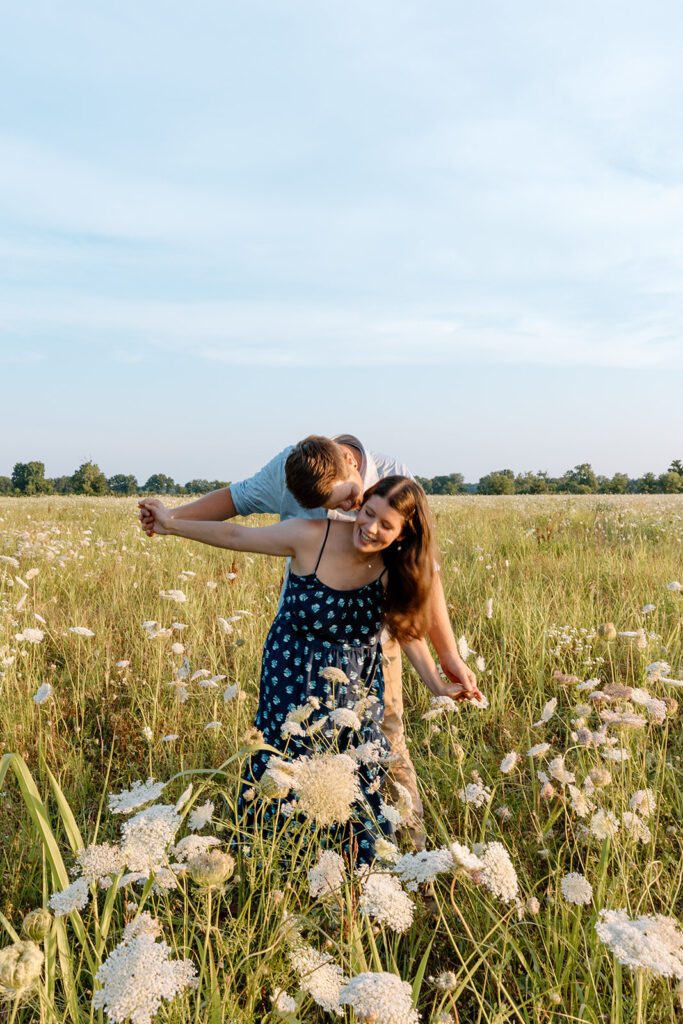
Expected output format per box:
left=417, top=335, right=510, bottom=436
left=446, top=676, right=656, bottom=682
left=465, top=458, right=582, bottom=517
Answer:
left=2, top=1, right=682, bottom=482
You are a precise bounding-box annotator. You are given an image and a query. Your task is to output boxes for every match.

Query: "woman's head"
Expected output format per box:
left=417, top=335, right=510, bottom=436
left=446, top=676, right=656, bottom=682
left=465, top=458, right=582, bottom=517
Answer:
left=356, top=476, right=435, bottom=644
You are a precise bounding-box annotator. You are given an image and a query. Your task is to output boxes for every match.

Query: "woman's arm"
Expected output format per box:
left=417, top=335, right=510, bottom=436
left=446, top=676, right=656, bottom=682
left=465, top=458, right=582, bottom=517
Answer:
left=142, top=501, right=316, bottom=559
left=401, top=636, right=470, bottom=699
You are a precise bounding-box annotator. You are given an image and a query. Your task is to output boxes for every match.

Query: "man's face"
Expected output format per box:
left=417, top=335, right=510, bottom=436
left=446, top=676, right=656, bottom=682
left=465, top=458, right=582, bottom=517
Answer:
left=322, top=467, right=364, bottom=512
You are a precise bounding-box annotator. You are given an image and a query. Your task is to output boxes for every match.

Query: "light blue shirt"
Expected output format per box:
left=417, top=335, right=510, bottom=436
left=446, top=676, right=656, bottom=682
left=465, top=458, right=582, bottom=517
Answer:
left=230, top=434, right=412, bottom=522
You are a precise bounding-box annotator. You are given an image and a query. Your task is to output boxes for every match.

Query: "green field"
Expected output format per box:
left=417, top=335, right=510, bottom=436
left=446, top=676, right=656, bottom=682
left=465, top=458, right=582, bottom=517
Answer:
left=1, top=495, right=682, bottom=1023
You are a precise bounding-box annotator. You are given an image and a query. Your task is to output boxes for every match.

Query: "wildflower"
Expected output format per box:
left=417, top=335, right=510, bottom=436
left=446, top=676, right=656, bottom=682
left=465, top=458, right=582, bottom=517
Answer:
left=204, top=721, right=221, bottom=731
left=393, top=849, right=453, bottom=891
left=533, top=698, right=557, bottom=727
left=120, top=804, right=181, bottom=875
left=475, top=655, right=486, bottom=672
left=142, top=726, right=153, bottom=742
left=561, top=872, right=593, bottom=905
left=375, top=838, right=401, bottom=863
left=548, top=756, right=575, bottom=785
left=500, top=752, right=519, bottom=774
left=458, top=782, right=491, bottom=808
left=49, top=877, right=90, bottom=917
left=595, top=909, right=683, bottom=979
left=162, top=735, right=179, bottom=743
left=588, top=767, right=612, bottom=788
left=330, top=707, right=362, bottom=730
left=109, top=779, right=166, bottom=815
left=188, top=801, right=214, bottom=832
left=601, top=748, right=630, bottom=763
left=292, top=753, right=361, bottom=827
left=359, top=873, right=415, bottom=933
left=172, top=835, right=222, bottom=862
left=449, top=842, right=484, bottom=874
left=339, top=971, right=418, bottom=1024
left=589, top=809, right=620, bottom=840
left=526, top=896, right=541, bottom=915
left=422, top=696, right=456, bottom=720
left=288, top=942, right=345, bottom=1015
left=641, top=604, right=656, bottom=614
left=69, top=626, right=95, bottom=637
left=457, top=635, right=471, bottom=661
left=170, top=642, right=184, bottom=655
left=308, top=850, right=346, bottom=899
left=667, top=581, right=682, bottom=591
left=18, top=627, right=44, bottom=644
left=22, top=908, right=53, bottom=942
left=320, top=666, right=349, bottom=684
left=77, top=843, right=126, bottom=887
left=630, top=789, right=656, bottom=817
left=187, top=849, right=235, bottom=889
left=432, top=970, right=458, bottom=991
left=93, top=918, right=197, bottom=1024
left=527, top=743, right=550, bottom=758
left=475, top=842, right=519, bottom=903
left=0, top=940, right=44, bottom=1001
left=271, top=988, right=297, bottom=1015
left=159, top=589, right=187, bottom=603
left=33, top=682, right=53, bottom=705
left=350, top=740, right=386, bottom=765
left=622, top=812, right=652, bottom=844
left=223, top=683, right=239, bottom=703
left=485, top=598, right=494, bottom=619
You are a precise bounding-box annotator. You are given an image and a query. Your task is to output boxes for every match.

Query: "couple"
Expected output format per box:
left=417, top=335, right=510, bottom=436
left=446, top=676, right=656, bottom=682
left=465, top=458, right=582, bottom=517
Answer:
left=139, top=434, right=480, bottom=858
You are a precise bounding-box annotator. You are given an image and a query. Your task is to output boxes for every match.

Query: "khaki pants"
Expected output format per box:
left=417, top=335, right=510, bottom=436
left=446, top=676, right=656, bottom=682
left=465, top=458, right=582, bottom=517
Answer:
left=380, top=634, right=424, bottom=827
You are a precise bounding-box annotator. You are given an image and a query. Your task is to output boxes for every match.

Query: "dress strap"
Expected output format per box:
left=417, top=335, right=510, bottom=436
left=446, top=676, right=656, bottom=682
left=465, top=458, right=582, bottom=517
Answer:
left=313, top=520, right=332, bottom=574
left=378, top=565, right=388, bottom=584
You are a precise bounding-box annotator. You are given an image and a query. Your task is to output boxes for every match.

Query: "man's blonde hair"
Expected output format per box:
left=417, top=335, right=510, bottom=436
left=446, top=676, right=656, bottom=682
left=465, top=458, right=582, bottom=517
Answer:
left=285, top=436, right=349, bottom=508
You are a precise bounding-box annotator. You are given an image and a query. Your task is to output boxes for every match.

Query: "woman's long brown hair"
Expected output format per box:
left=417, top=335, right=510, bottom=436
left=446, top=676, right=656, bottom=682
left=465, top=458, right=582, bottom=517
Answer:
left=362, top=476, right=435, bottom=644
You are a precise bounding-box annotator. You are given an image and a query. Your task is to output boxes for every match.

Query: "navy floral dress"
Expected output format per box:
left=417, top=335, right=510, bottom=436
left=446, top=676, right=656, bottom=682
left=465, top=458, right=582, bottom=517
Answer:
left=238, top=522, right=394, bottom=864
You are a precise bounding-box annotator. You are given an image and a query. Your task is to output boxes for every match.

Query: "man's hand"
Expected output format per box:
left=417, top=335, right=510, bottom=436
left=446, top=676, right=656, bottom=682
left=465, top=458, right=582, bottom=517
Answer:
left=138, top=499, right=173, bottom=537
left=439, top=651, right=483, bottom=703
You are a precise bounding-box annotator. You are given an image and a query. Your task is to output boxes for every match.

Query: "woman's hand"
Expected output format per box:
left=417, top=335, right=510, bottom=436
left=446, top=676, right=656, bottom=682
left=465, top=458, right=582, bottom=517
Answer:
left=439, top=651, right=483, bottom=702
left=139, top=500, right=174, bottom=536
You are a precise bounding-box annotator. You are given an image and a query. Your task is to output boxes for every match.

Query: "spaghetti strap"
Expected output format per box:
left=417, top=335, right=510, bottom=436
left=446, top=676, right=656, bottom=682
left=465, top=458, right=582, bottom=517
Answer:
left=313, top=519, right=332, bottom=574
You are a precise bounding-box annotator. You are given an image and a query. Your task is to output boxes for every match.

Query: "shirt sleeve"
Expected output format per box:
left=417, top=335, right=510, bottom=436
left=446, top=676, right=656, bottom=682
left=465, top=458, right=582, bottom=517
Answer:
left=371, top=451, right=414, bottom=480
left=230, top=448, right=291, bottom=516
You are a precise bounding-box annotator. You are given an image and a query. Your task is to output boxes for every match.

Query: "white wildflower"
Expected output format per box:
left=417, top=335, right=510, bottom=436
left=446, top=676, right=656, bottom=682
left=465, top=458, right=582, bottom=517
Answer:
left=527, top=743, right=550, bottom=758
left=601, top=748, right=631, bottom=763
left=292, top=753, right=361, bottom=827
left=18, top=627, right=44, bottom=644
left=350, top=740, right=386, bottom=765
left=392, top=849, right=453, bottom=891
left=458, top=781, right=491, bottom=808
left=476, top=842, right=519, bottom=903
left=0, top=939, right=44, bottom=1000
left=92, top=921, right=197, bottom=1024
left=449, top=842, right=484, bottom=874
left=630, top=789, right=656, bottom=817
left=159, top=589, right=187, bottom=603
left=596, top=909, right=683, bottom=979
left=288, top=942, right=345, bottom=1016
left=109, top=779, right=166, bottom=815
left=49, top=877, right=90, bottom=917
left=560, top=872, right=593, bottom=906
left=271, top=988, right=297, bottom=1015
left=330, top=707, right=362, bottom=730
left=339, top=971, right=418, bottom=1024
left=33, top=682, right=53, bottom=705
left=172, top=835, right=222, bottom=862
left=174, top=785, right=193, bottom=813
left=319, top=666, right=349, bottom=684
left=500, top=752, right=519, bottom=774
left=188, top=801, right=214, bottom=832
left=69, top=626, right=95, bottom=637
left=548, top=756, right=575, bottom=785
left=533, top=698, right=557, bottom=727
left=223, top=683, right=239, bottom=703
left=567, top=785, right=593, bottom=818
left=622, top=812, right=652, bottom=844
left=77, top=843, right=126, bottom=887
left=422, top=695, right=457, bottom=720
left=457, top=635, right=471, bottom=661
left=120, top=805, right=181, bottom=875
left=359, top=873, right=415, bottom=933
left=590, top=809, right=620, bottom=840
left=485, top=598, right=494, bottom=619
left=308, top=850, right=346, bottom=898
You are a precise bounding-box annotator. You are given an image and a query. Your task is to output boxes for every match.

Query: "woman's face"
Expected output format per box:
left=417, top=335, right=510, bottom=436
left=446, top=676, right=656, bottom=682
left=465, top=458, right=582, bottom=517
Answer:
left=353, top=494, right=405, bottom=555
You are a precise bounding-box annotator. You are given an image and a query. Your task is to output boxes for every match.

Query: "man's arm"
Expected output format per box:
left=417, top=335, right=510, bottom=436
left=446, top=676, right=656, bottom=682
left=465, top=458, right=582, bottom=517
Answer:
left=427, top=573, right=482, bottom=700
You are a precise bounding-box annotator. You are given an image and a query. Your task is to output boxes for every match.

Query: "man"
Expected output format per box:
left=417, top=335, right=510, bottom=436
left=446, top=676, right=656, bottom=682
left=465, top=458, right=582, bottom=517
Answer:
left=139, top=434, right=479, bottom=848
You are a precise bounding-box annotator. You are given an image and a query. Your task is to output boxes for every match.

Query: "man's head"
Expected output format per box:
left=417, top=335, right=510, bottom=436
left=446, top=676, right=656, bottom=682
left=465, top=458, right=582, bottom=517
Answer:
left=285, top=435, right=364, bottom=511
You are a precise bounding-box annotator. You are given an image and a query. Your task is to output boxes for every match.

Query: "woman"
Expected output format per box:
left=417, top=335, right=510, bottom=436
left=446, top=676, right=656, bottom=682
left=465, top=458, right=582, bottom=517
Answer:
left=142, top=476, right=459, bottom=862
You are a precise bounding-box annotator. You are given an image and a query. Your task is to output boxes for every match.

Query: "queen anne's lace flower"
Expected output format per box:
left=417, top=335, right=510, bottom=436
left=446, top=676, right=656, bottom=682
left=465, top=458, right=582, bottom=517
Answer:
left=172, top=835, right=222, bottom=862
left=475, top=842, right=519, bottom=903
left=188, top=801, right=214, bottom=832
left=596, top=910, right=683, bottom=979
left=271, top=988, right=297, bottom=1014
left=589, top=809, right=620, bottom=840
left=630, top=789, right=656, bottom=817
left=329, top=707, right=362, bottom=730
left=288, top=942, right=345, bottom=1015
left=308, top=850, right=346, bottom=899
left=527, top=743, right=551, bottom=758
left=77, top=843, right=126, bottom=887
left=359, top=873, right=415, bottom=933
left=33, top=683, right=53, bottom=705
left=109, top=780, right=166, bottom=815
left=458, top=781, right=491, bottom=807
left=92, top=918, right=197, bottom=1024
left=49, top=877, right=90, bottom=917
left=393, top=849, right=453, bottom=891
left=339, top=971, right=418, bottom=1024
left=120, top=804, right=181, bottom=875
left=292, top=753, right=361, bottom=826
left=499, top=752, right=519, bottom=774
left=622, top=812, right=652, bottom=844
left=548, top=756, right=575, bottom=785
left=449, top=842, right=485, bottom=874
left=0, top=940, right=44, bottom=1000
left=560, top=872, right=593, bottom=905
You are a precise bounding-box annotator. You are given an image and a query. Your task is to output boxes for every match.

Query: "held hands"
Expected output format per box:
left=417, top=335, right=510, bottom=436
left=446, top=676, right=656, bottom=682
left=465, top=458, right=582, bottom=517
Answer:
left=138, top=499, right=173, bottom=536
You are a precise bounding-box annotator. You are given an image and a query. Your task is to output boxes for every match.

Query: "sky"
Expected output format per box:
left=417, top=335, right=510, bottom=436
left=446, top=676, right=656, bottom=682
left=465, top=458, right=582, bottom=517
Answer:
left=2, top=1, right=683, bottom=483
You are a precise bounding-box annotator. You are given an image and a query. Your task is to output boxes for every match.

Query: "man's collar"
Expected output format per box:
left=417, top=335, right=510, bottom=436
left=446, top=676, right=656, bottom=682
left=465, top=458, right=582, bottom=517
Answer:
left=333, top=433, right=379, bottom=490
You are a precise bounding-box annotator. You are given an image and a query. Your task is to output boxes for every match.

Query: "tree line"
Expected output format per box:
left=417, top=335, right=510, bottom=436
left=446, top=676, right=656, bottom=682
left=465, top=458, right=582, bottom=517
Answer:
left=2, top=460, right=683, bottom=497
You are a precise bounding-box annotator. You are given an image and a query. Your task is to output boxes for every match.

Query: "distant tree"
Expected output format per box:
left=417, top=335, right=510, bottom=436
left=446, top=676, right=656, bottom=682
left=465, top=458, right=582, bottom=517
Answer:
left=430, top=473, right=465, bottom=495
left=561, top=463, right=598, bottom=494
left=71, top=461, right=109, bottom=495
left=515, top=471, right=549, bottom=494
left=49, top=476, right=75, bottom=494
left=183, top=479, right=230, bottom=494
left=0, top=476, right=12, bottom=494
left=142, top=473, right=177, bottom=494
left=478, top=469, right=515, bottom=495
left=634, top=472, right=659, bottom=494
left=658, top=471, right=683, bottom=494
left=416, top=476, right=433, bottom=494
left=669, top=460, right=683, bottom=475
left=108, top=474, right=139, bottom=495
left=11, top=461, right=51, bottom=495
left=598, top=472, right=630, bottom=494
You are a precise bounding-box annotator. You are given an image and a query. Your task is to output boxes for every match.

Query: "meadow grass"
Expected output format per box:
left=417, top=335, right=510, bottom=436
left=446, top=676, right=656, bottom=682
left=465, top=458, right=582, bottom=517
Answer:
left=1, top=495, right=682, bottom=1023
